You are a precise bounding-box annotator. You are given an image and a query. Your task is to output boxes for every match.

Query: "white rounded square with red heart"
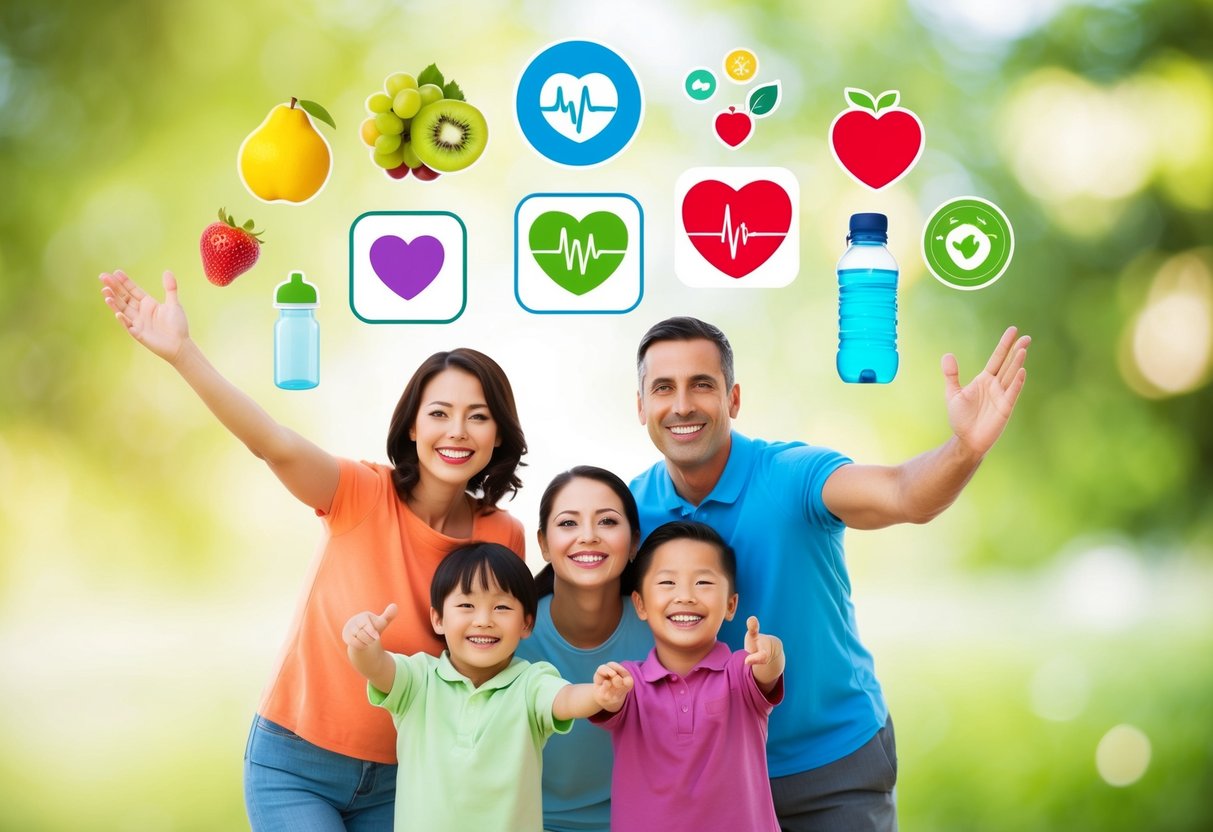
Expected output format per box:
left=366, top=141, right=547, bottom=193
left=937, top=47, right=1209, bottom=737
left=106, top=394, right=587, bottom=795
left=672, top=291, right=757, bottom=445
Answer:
left=674, top=166, right=800, bottom=289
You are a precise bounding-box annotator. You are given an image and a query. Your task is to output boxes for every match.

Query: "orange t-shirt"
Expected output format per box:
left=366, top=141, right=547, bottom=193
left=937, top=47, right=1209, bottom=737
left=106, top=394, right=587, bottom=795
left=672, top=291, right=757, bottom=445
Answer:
left=257, top=458, right=526, bottom=763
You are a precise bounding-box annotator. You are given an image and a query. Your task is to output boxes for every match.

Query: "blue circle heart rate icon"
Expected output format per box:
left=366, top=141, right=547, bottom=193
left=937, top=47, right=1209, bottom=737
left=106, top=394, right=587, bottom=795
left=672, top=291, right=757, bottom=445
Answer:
left=516, top=40, right=644, bottom=167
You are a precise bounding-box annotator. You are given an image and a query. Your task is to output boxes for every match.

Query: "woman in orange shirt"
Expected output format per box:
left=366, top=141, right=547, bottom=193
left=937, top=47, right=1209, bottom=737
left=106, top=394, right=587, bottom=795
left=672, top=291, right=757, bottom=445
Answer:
left=100, top=269, right=528, bottom=831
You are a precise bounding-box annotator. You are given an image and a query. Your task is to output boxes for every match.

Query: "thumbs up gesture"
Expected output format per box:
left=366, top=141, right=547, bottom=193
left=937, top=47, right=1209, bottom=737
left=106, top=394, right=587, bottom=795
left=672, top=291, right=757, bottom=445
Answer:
left=742, top=615, right=785, bottom=693
left=343, top=603, right=399, bottom=650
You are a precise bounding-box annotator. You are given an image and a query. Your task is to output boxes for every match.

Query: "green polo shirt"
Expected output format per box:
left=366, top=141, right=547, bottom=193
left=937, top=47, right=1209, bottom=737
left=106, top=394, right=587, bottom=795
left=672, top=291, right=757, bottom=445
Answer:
left=369, top=652, right=573, bottom=830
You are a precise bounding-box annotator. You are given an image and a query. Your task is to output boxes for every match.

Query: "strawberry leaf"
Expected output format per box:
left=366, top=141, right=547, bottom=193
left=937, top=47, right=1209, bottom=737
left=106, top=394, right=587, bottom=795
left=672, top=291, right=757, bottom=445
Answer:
left=243, top=219, right=254, bottom=231
left=875, top=90, right=899, bottom=112
left=298, top=99, right=336, bottom=129
left=443, top=80, right=465, bottom=101
left=747, top=81, right=781, bottom=117
left=845, top=87, right=876, bottom=113
left=417, top=63, right=444, bottom=88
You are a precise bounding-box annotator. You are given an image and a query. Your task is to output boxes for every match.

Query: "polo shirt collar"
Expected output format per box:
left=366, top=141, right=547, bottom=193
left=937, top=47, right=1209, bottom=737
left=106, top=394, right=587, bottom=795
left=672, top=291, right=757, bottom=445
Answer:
left=638, top=641, right=732, bottom=682
left=655, top=431, right=756, bottom=511
left=435, top=651, right=529, bottom=691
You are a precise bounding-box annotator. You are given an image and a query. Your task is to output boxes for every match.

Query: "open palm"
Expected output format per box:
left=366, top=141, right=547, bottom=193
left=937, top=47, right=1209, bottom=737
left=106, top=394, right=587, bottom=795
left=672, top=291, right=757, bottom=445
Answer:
left=99, top=269, right=190, bottom=363
left=943, top=326, right=1030, bottom=457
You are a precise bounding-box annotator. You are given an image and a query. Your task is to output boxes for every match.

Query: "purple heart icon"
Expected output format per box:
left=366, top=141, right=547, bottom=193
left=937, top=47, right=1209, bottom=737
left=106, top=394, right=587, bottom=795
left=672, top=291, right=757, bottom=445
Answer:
left=369, top=235, right=445, bottom=300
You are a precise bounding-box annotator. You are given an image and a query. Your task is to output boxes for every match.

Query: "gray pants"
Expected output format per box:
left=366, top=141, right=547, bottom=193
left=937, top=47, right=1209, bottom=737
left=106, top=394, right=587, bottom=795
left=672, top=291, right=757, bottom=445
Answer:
left=770, top=717, right=898, bottom=832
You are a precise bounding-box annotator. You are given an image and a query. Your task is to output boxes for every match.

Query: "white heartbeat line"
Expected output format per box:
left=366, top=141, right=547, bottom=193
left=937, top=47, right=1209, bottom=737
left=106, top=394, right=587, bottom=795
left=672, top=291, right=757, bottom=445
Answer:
left=533, top=228, right=627, bottom=275
left=686, top=204, right=787, bottom=260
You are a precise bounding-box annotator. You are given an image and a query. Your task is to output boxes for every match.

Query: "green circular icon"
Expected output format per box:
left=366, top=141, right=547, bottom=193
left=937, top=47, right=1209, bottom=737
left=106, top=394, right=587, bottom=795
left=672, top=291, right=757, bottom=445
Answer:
left=684, top=67, right=717, bottom=102
left=922, top=196, right=1014, bottom=291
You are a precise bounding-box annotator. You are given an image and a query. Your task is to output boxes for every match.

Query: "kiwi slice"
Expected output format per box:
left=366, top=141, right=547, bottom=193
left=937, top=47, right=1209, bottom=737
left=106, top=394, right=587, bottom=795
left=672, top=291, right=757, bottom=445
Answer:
left=411, top=100, right=488, bottom=173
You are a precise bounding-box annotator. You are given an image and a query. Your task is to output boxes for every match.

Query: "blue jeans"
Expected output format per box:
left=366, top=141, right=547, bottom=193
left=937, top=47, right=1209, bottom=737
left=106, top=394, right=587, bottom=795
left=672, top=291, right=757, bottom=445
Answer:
left=243, top=715, right=397, bottom=832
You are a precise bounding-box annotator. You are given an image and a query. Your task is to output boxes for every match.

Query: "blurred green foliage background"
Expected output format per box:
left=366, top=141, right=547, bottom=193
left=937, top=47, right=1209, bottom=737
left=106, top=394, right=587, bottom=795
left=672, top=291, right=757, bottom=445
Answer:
left=1, top=0, right=1210, bottom=829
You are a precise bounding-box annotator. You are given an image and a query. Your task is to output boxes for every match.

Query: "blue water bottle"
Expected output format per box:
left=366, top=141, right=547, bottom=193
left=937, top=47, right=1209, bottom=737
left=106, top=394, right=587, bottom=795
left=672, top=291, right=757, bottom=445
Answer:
left=837, top=212, right=898, bottom=384
left=274, top=272, right=319, bottom=390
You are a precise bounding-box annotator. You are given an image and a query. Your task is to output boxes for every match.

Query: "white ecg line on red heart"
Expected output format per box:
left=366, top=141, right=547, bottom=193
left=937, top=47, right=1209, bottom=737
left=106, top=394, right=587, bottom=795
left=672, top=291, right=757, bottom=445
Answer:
left=685, top=203, right=787, bottom=260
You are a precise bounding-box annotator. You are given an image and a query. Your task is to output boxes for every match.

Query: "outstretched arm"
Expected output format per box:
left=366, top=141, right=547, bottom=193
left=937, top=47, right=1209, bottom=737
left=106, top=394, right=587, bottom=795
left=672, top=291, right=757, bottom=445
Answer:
left=823, top=326, right=1030, bottom=530
left=343, top=603, right=400, bottom=694
left=552, top=662, right=634, bottom=721
left=100, top=269, right=339, bottom=512
left=743, top=616, right=785, bottom=694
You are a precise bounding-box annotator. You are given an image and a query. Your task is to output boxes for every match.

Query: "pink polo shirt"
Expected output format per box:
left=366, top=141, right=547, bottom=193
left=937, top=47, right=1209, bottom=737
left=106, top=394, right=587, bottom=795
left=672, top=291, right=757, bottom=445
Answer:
left=592, top=641, right=783, bottom=832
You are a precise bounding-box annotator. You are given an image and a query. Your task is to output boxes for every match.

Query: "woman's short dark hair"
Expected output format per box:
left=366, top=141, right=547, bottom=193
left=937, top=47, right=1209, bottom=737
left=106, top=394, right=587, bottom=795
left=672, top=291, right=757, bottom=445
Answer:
left=430, top=542, right=538, bottom=623
left=636, top=317, right=735, bottom=389
left=386, top=349, right=526, bottom=508
left=534, top=466, right=640, bottom=598
left=633, top=520, right=738, bottom=594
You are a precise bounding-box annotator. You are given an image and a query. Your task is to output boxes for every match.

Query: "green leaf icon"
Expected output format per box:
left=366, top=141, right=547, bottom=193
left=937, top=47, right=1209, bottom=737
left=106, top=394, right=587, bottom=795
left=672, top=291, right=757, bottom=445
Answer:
left=442, top=80, right=465, bottom=101
left=417, top=63, right=444, bottom=88
left=298, top=99, right=336, bottom=130
left=845, top=87, right=876, bottom=112
left=875, top=89, right=900, bottom=112
left=747, top=81, right=782, bottom=117
left=952, top=234, right=981, bottom=259
left=529, top=211, right=628, bottom=296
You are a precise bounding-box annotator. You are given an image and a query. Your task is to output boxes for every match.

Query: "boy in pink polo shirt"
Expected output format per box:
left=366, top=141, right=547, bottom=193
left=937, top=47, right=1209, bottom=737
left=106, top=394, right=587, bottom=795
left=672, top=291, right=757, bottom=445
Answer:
left=591, top=520, right=785, bottom=831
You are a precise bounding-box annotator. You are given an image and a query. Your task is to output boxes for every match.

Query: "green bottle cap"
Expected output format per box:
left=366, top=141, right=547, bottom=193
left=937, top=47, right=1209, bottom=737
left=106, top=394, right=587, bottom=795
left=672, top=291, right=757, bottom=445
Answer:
left=274, top=271, right=318, bottom=307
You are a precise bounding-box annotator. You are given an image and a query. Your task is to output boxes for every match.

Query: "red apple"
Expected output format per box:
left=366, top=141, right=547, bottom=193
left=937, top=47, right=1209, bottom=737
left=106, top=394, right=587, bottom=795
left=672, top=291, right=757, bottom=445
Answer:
left=714, top=107, right=754, bottom=149
left=828, top=88, right=924, bottom=190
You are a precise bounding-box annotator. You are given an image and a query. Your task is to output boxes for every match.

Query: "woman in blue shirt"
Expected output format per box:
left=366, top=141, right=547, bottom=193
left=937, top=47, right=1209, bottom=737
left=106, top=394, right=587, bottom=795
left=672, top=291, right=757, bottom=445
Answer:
left=516, top=467, right=654, bottom=831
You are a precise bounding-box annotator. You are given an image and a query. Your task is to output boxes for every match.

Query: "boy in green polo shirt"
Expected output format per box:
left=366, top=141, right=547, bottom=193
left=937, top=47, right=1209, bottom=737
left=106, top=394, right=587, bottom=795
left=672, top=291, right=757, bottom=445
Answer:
left=343, top=542, right=633, bottom=830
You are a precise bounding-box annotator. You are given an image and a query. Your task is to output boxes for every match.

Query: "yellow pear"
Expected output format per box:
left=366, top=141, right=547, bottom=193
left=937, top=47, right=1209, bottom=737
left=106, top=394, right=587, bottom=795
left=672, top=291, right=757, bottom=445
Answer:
left=238, top=98, right=332, bottom=204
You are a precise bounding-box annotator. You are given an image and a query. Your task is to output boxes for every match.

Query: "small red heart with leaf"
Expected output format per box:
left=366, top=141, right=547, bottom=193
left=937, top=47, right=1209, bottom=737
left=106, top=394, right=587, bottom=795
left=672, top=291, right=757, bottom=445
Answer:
left=828, top=87, right=924, bottom=190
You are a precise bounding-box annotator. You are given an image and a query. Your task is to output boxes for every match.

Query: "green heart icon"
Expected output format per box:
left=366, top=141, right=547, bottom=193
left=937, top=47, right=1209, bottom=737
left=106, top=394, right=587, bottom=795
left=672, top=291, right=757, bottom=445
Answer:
left=529, top=211, right=628, bottom=296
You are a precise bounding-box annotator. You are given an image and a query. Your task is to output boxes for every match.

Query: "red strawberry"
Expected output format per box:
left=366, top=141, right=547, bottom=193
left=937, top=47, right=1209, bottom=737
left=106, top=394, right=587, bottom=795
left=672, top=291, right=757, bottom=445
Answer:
left=200, top=208, right=264, bottom=286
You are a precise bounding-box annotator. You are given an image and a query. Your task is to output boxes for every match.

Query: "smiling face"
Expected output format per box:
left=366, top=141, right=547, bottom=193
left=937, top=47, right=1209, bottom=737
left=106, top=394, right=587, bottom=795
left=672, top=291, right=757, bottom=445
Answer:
left=637, top=338, right=740, bottom=476
left=632, top=538, right=738, bottom=671
left=539, top=477, right=638, bottom=592
left=409, top=368, right=501, bottom=491
left=430, top=575, right=532, bottom=687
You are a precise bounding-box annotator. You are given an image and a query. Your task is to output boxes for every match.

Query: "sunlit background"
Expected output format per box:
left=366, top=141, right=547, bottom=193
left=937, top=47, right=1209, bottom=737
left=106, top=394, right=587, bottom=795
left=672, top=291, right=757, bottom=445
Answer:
left=2, top=0, right=1211, bottom=829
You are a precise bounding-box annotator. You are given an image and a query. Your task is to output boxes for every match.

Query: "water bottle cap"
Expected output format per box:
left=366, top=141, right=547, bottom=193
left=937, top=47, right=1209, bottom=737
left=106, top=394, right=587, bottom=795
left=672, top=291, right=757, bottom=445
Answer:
left=847, top=212, right=888, bottom=243
left=275, top=271, right=318, bottom=307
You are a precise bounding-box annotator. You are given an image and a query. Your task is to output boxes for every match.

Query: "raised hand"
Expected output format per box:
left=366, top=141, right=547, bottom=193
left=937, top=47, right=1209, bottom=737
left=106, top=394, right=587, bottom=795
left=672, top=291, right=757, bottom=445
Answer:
left=743, top=616, right=785, bottom=693
left=99, top=269, right=190, bottom=364
left=593, top=661, right=634, bottom=712
left=343, top=603, right=399, bottom=651
left=942, top=326, right=1030, bottom=458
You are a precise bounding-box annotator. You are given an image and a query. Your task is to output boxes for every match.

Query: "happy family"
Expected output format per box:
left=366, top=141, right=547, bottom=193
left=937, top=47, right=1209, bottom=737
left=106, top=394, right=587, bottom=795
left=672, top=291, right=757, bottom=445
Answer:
left=99, top=268, right=1029, bottom=832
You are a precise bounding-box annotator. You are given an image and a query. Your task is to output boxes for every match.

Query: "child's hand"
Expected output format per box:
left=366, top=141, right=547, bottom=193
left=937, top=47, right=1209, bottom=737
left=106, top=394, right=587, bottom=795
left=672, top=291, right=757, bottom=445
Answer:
left=592, top=662, right=634, bottom=712
left=343, top=603, right=398, bottom=651
left=743, top=616, right=785, bottom=694
left=100, top=270, right=190, bottom=364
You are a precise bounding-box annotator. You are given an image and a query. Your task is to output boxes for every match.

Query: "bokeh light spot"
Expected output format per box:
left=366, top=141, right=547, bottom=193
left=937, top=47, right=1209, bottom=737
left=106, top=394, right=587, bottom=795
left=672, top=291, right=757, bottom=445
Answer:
left=1095, top=723, right=1151, bottom=786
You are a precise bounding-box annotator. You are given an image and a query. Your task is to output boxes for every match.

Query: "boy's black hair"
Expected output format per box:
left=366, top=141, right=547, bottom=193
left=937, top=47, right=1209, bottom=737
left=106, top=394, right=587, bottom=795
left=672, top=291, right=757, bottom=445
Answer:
left=430, top=542, right=538, bottom=622
left=633, top=521, right=738, bottom=594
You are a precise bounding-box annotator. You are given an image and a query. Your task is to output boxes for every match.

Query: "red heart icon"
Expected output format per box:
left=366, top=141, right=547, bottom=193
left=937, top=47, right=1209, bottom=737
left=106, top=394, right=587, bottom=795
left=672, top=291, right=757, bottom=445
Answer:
left=714, top=107, right=754, bottom=148
left=681, top=180, right=792, bottom=279
left=829, top=88, right=924, bottom=190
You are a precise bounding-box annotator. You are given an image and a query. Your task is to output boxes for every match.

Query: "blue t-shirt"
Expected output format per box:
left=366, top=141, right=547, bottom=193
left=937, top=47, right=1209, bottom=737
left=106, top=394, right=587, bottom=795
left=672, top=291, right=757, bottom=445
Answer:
left=515, top=594, right=654, bottom=831
left=631, top=431, right=886, bottom=777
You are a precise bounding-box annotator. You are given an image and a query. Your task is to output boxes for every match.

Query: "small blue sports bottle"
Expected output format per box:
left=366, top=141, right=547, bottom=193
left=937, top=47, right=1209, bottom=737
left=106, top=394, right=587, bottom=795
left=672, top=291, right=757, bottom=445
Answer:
left=274, top=271, right=319, bottom=390
left=836, top=212, right=898, bottom=384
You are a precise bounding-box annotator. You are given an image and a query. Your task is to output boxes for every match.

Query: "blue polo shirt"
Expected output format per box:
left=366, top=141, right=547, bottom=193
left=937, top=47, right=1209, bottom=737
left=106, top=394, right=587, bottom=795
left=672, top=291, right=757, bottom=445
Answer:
left=631, top=431, right=887, bottom=776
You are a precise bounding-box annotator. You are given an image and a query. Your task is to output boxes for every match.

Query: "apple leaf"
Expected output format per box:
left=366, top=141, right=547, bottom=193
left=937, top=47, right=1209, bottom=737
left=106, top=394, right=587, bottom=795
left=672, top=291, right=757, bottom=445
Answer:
left=875, top=90, right=900, bottom=112
left=417, top=63, right=445, bottom=88
left=298, top=99, right=336, bottom=130
left=443, top=80, right=465, bottom=101
left=747, top=81, right=782, bottom=117
left=844, top=87, right=876, bottom=113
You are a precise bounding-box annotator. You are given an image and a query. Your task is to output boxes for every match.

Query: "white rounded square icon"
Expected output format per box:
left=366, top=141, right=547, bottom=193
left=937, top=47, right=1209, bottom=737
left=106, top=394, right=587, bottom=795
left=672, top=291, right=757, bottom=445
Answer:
left=514, top=193, right=643, bottom=314
left=349, top=211, right=466, bottom=324
left=674, top=166, right=800, bottom=289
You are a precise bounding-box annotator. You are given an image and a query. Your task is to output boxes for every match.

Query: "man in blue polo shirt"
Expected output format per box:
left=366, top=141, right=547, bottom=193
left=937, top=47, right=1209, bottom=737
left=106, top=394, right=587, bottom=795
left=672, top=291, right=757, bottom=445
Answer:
left=629, top=317, right=1030, bottom=831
